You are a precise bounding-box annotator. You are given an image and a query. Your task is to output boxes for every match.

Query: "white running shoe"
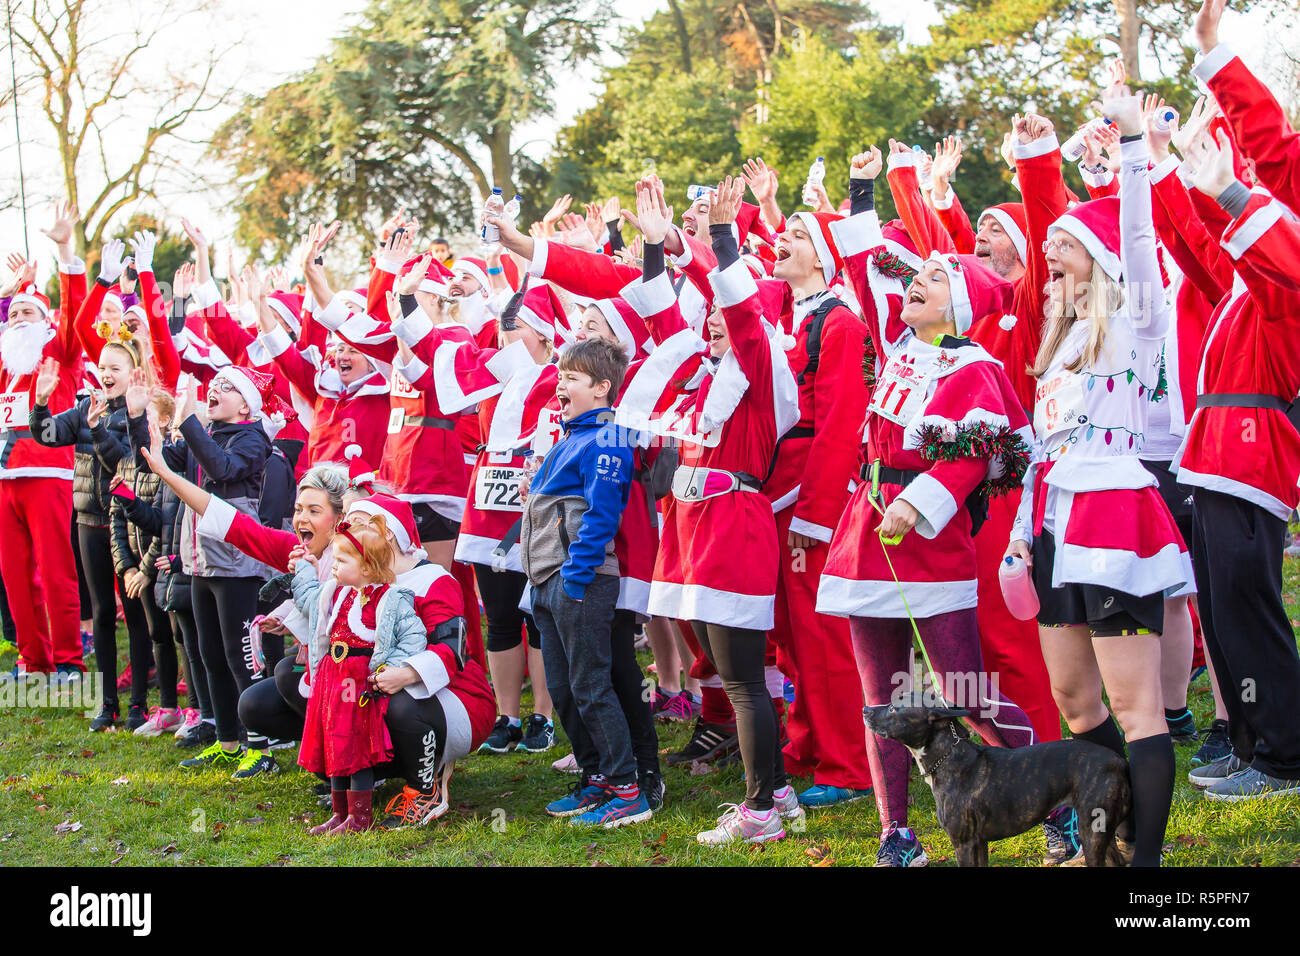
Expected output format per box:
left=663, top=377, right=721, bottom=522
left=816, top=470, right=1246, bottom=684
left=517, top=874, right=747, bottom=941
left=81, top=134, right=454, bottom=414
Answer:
left=134, top=706, right=181, bottom=737
left=173, top=707, right=201, bottom=740
left=697, top=803, right=785, bottom=846
left=551, top=752, right=581, bottom=774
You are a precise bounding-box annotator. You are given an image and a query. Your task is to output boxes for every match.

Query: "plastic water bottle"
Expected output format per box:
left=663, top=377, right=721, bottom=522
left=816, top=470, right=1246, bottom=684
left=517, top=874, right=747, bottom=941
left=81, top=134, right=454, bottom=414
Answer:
left=1152, top=108, right=1178, bottom=133
left=803, top=156, right=825, bottom=207
left=998, top=554, right=1040, bottom=621
left=482, top=187, right=505, bottom=243
left=913, top=145, right=934, bottom=191
left=686, top=184, right=714, bottom=202
left=503, top=194, right=521, bottom=223
left=1061, top=119, right=1102, bottom=162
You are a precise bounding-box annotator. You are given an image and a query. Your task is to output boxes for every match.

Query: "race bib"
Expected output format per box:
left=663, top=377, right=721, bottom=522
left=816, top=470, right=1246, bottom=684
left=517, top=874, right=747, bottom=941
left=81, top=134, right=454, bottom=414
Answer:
left=0, top=392, right=30, bottom=430
left=869, top=354, right=930, bottom=426
left=390, top=374, right=420, bottom=400
left=531, top=407, right=565, bottom=457
left=387, top=407, right=406, bottom=435
left=474, top=465, right=525, bottom=512
left=1034, top=371, right=1087, bottom=439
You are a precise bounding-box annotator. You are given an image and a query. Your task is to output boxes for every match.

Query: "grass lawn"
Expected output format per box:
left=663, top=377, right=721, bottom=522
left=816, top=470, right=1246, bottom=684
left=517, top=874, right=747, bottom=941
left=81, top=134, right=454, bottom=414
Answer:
left=3, top=565, right=1300, bottom=867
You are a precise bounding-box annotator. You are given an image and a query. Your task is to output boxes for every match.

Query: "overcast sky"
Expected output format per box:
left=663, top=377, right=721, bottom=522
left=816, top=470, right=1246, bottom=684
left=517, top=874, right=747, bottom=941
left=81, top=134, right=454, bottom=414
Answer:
left=0, top=0, right=1289, bottom=274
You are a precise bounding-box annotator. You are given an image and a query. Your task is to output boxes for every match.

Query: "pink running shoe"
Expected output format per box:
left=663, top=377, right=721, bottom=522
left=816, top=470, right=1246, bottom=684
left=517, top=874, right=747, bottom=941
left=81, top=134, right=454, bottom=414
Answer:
left=173, top=707, right=201, bottom=740
left=135, top=706, right=181, bottom=737
left=697, top=803, right=785, bottom=846
left=656, top=690, right=701, bottom=724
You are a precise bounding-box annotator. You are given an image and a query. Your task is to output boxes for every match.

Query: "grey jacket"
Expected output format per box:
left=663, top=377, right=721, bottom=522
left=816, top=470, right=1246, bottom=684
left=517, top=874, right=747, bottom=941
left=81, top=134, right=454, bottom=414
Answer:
left=520, top=489, right=620, bottom=588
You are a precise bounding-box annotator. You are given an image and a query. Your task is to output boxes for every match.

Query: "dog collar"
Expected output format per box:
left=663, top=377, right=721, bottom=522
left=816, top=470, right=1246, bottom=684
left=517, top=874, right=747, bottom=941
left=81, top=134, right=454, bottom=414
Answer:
left=917, top=723, right=965, bottom=778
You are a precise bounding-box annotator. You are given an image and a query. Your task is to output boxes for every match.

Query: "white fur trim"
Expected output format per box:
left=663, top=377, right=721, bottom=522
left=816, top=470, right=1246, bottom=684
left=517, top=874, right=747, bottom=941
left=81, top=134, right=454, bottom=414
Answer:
left=195, top=495, right=239, bottom=540
left=816, top=574, right=978, bottom=618
left=788, top=515, right=833, bottom=543
left=392, top=305, right=435, bottom=345
left=647, top=580, right=774, bottom=631
left=402, top=648, right=451, bottom=699
left=58, top=258, right=86, bottom=276
left=978, top=208, right=1028, bottom=265
left=1149, top=155, right=1181, bottom=184
left=1078, top=164, right=1115, bottom=189
left=1192, top=43, right=1236, bottom=83
left=1012, top=133, right=1061, bottom=161
left=192, top=279, right=221, bottom=310
left=895, top=472, right=959, bottom=539
left=619, top=271, right=676, bottom=318
left=708, top=258, right=760, bottom=309
left=1223, top=199, right=1284, bottom=260
left=454, top=530, right=521, bottom=572
left=829, top=210, right=885, bottom=260
left=260, top=325, right=294, bottom=359
left=527, top=237, right=550, bottom=278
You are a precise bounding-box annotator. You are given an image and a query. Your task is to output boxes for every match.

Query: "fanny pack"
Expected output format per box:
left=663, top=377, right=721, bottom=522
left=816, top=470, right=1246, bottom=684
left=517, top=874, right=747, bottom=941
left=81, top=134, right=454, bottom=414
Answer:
left=671, top=465, right=761, bottom=503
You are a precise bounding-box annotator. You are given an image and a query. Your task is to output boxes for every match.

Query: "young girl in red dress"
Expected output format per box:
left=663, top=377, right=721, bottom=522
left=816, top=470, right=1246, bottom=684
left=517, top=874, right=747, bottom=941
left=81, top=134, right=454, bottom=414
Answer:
left=292, top=521, right=427, bottom=834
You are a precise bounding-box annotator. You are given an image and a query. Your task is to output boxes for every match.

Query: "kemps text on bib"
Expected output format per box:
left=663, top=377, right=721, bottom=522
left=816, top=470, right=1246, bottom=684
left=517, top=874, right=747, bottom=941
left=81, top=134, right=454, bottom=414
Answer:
left=50, top=886, right=152, bottom=936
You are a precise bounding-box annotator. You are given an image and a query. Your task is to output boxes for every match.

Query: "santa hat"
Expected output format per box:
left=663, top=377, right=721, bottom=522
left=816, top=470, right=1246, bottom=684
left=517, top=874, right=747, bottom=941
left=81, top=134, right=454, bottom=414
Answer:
left=346, top=493, right=424, bottom=559
left=102, top=291, right=125, bottom=315
left=788, top=211, right=845, bottom=285
left=338, top=289, right=368, bottom=314
left=977, top=203, right=1029, bottom=265
left=213, top=365, right=295, bottom=420
left=452, top=257, right=492, bottom=295
left=925, top=252, right=1015, bottom=336
left=880, top=220, right=925, bottom=275
left=1048, top=197, right=1122, bottom=280
left=9, top=284, right=51, bottom=319
left=735, top=203, right=774, bottom=247
left=401, top=254, right=455, bottom=295
left=267, top=292, right=304, bottom=336
left=516, top=284, right=568, bottom=341
left=344, top=444, right=376, bottom=493
left=593, top=298, right=652, bottom=358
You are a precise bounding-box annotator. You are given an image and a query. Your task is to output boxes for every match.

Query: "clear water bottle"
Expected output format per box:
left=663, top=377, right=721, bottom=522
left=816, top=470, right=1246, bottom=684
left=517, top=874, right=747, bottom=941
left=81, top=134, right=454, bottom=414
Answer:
left=504, top=193, right=521, bottom=223
left=802, top=156, right=825, bottom=207
left=912, top=145, right=933, bottom=191
left=1152, top=108, right=1178, bottom=133
left=482, top=187, right=505, bottom=243
left=1061, top=119, right=1102, bottom=163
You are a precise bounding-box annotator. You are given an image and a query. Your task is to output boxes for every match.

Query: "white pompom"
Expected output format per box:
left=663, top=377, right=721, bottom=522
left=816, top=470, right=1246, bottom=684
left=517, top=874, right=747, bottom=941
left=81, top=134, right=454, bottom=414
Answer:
left=998, top=313, right=1018, bottom=331
left=344, top=443, right=362, bottom=460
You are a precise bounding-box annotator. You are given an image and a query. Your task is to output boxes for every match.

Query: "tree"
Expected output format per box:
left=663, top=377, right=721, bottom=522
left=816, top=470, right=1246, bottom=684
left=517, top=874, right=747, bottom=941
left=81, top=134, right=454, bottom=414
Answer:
left=220, top=0, right=612, bottom=260
left=4, top=0, right=239, bottom=259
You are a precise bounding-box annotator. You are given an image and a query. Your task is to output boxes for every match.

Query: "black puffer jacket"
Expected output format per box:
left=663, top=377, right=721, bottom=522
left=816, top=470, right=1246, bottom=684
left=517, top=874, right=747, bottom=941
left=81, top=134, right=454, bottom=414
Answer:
left=30, top=395, right=130, bottom=526
left=107, top=435, right=162, bottom=579
left=115, top=475, right=190, bottom=613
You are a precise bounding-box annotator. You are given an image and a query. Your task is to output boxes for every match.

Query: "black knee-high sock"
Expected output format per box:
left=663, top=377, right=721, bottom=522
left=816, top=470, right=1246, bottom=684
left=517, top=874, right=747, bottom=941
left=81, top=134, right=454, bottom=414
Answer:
left=1127, top=733, right=1174, bottom=867
left=349, top=767, right=374, bottom=792
left=1073, top=716, right=1134, bottom=842
left=330, top=775, right=348, bottom=792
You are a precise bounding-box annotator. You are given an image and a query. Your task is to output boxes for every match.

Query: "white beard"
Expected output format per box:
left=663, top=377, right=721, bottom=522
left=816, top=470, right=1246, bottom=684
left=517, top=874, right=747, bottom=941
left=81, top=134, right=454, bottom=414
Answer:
left=0, top=321, right=53, bottom=377
left=453, top=293, right=492, bottom=334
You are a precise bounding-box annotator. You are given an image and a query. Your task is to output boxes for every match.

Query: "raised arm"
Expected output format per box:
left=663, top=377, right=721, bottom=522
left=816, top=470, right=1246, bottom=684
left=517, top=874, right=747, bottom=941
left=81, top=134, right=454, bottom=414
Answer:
left=885, top=141, right=956, bottom=257
left=130, top=231, right=181, bottom=390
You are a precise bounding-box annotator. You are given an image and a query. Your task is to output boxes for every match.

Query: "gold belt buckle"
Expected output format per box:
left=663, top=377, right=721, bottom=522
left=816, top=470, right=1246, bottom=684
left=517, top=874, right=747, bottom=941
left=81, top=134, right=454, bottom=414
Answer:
left=329, top=641, right=348, bottom=663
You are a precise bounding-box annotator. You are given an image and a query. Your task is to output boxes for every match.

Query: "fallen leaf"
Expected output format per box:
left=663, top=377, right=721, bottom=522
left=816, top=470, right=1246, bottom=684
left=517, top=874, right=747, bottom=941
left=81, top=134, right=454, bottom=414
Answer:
left=498, top=791, right=514, bottom=798
left=508, top=774, right=527, bottom=782
left=159, top=843, right=179, bottom=855
left=53, top=820, right=82, bottom=835
left=687, top=761, right=716, bottom=776
left=128, top=796, right=159, bottom=807
left=110, top=776, right=129, bottom=786
left=0, top=831, right=15, bottom=841
left=59, top=770, right=84, bottom=779
left=1175, top=834, right=1208, bottom=847
left=642, top=831, right=668, bottom=849
left=255, top=802, right=274, bottom=812
left=811, top=855, right=836, bottom=867
left=805, top=842, right=830, bottom=860
left=78, top=749, right=94, bottom=758
left=648, top=853, right=670, bottom=865
left=241, top=816, right=266, bottom=826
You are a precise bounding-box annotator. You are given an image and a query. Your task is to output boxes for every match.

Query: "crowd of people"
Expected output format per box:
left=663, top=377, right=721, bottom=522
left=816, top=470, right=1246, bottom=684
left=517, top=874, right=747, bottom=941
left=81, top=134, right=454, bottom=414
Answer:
left=1, top=0, right=1298, bottom=864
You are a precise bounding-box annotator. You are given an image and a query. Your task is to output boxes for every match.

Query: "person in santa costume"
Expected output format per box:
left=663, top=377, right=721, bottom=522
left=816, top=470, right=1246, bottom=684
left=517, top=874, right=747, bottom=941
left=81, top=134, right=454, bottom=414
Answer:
left=818, top=150, right=1038, bottom=868
left=613, top=176, right=803, bottom=846
left=1005, top=87, right=1195, bottom=867
left=392, top=277, right=564, bottom=755
left=0, top=202, right=86, bottom=680
left=1171, top=0, right=1300, bottom=803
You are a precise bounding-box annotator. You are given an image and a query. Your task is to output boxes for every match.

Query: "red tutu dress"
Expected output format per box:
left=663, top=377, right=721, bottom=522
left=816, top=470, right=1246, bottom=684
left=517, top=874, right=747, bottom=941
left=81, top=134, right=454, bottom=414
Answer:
left=298, top=585, right=394, bottom=777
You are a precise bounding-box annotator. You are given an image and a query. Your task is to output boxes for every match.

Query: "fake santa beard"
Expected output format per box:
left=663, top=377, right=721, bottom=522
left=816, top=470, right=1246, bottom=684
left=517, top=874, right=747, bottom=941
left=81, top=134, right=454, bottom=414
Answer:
left=448, top=293, right=493, bottom=334
left=0, top=320, right=55, bottom=376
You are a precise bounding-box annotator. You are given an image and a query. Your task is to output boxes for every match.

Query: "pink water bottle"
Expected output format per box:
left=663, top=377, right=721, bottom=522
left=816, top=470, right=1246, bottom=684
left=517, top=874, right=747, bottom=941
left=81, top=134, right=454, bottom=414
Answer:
left=999, top=554, right=1040, bottom=621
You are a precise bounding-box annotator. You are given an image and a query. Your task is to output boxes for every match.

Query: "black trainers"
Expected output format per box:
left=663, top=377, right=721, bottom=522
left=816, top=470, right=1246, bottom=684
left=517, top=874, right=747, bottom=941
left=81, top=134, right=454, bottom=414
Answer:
left=175, top=719, right=217, bottom=749
left=664, top=719, right=739, bottom=767
left=1166, top=707, right=1199, bottom=743
left=1191, top=719, right=1231, bottom=766
left=477, top=715, right=523, bottom=754
left=875, top=827, right=929, bottom=867
left=124, top=704, right=147, bottom=732
left=639, top=769, right=665, bottom=811
left=516, top=713, right=556, bottom=753
left=230, top=748, right=279, bottom=780
left=89, top=702, right=118, bottom=733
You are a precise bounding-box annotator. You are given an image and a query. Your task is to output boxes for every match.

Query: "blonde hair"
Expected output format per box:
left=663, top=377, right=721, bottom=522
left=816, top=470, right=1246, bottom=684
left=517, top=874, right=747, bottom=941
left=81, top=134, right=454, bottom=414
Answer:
left=335, top=523, right=396, bottom=585
left=1028, top=260, right=1122, bottom=378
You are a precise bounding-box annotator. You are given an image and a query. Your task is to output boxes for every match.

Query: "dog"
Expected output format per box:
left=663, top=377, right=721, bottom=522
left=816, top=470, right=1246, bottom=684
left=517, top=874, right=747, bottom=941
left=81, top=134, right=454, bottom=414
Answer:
left=865, top=695, right=1131, bottom=867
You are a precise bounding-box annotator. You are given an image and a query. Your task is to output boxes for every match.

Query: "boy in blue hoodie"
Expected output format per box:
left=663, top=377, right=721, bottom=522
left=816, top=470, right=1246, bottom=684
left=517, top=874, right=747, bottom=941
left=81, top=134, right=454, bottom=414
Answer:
left=521, top=338, right=649, bottom=828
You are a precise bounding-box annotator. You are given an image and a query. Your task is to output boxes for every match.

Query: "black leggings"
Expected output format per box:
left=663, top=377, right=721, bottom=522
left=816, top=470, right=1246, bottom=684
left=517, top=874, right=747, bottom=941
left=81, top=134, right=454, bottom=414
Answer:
left=191, top=575, right=264, bottom=744
left=73, top=515, right=91, bottom=621
left=79, top=525, right=152, bottom=708
left=386, top=692, right=450, bottom=791
left=170, top=607, right=210, bottom=717
left=557, top=609, right=659, bottom=777
left=238, top=655, right=307, bottom=742
left=137, top=583, right=178, bottom=709
left=473, top=564, right=539, bottom=651
left=692, top=622, right=786, bottom=811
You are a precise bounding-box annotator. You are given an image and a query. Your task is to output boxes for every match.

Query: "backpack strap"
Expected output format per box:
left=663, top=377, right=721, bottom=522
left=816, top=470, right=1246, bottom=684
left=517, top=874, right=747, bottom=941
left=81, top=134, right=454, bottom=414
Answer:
left=796, top=296, right=848, bottom=386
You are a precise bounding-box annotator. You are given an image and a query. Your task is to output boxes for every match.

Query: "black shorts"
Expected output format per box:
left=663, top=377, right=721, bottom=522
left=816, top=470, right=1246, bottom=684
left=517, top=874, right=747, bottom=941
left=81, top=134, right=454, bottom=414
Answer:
left=1142, top=458, right=1193, bottom=544
left=412, top=504, right=460, bottom=543
left=1031, top=530, right=1165, bottom=635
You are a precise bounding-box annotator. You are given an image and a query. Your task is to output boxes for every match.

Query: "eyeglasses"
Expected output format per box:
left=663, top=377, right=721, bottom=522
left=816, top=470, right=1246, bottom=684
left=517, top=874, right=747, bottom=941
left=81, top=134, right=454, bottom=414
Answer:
left=1041, top=237, right=1077, bottom=256
left=208, top=379, right=237, bottom=395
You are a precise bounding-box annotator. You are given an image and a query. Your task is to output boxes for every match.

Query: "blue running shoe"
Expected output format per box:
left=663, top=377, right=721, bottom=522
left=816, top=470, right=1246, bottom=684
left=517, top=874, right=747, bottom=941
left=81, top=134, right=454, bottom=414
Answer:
left=546, top=780, right=609, bottom=818
left=569, top=790, right=652, bottom=829
left=1042, top=806, right=1082, bottom=865
left=797, top=784, right=873, bottom=808
left=875, top=827, right=929, bottom=867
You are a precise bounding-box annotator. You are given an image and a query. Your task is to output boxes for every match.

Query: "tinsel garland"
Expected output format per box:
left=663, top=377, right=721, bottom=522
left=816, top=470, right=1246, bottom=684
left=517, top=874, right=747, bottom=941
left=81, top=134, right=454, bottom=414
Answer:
left=861, top=335, right=878, bottom=394
left=914, top=420, right=1031, bottom=498
left=870, top=248, right=919, bottom=284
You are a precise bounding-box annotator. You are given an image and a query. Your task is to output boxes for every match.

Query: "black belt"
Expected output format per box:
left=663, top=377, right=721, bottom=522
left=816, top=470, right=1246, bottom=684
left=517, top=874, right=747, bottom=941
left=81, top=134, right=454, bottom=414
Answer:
left=783, top=426, right=815, bottom=440
left=329, top=641, right=373, bottom=663
left=476, top=444, right=533, bottom=459
left=1197, top=393, right=1292, bottom=413
left=859, top=463, right=919, bottom=486
left=406, top=415, right=456, bottom=430
left=733, top=471, right=763, bottom=490
left=858, top=461, right=988, bottom=537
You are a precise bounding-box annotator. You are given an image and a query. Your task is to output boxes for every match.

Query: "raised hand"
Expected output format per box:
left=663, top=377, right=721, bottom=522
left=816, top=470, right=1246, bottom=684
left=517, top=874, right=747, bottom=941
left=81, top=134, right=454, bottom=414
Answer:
left=742, top=157, right=779, bottom=204
left=930, top=137, right=963, bottom=196
left=172, top=262, right=195, bottom=301
left=600, top=195, right=621, bottom=225
left=541, top=194, right=572, bottom=236
left=1, top=253, right=35, bottom=296
left=1196, top=0, right=1226, bottom=54
left=634, top=179, right=674, bottom=245
left=124, top=367, right=150, bottom=417
left=98, top=238, right=127, bottom=284
left=85, top=391, right=109, bottom=429
left=849, top=146, right=883, bottom=181
left=34, top=357, right=60, bottom=405
left=1100, top=83, right=1143, bottom=138
left=129, top=230, right=157, bottom=274
left=180, top=217, right=210, bottom=250
left=1185, top=127, right=1239, bottom=200
left=266, top=265, right=290, bottom=292
left=583, top=202, right=605, bottom=244
left=396, top=254, right=433, bottom=297
left=1000, top=131, right=1016, bottom=169
left=708, top=176, right=745, bottom=227
left=40, top=200, right=80, bottom=256
left=382, top=222, right=416, bottom=263
left=556, top=212, right=598, bottom=252
left=378, top=207, right=407, bottom=245
left=1172, top=95, right=1218, bottom=158
left=1142, top=93, right=1175, bottom=161
left=241, top=264, right=266, bottom=305
left=141, top=410, right=170, bottom=475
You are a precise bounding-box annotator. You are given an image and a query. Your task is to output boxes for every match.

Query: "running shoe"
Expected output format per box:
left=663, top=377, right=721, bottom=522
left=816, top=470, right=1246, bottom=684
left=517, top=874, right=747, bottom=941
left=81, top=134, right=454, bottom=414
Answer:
left=179, top=742, right=243, bottom=771
left=1042, top=806, right=1082, bottom=866
left=54, top=663, right=84, bottom=683
left=797, top=784, right=873, bottom=809
left=89, top=702, right=119, bottom=733
left=78, top=631, right=93, bottom=659
left=173, top=708, right=200, bottom=739
left=649, top=686, right=672, bottom=717
left=1204, top=766, right=1300, bottom=802
left=266, top=737, right=297, bottom=751
left=133, top=706, right=181, bottom=737
left=231, top=749, right=278, bottom=780
left=546, top=780, right=609, bottom=818
left=380, top=780, right=450, bottom=830
left=0, top=637, right=17, bottom=656
left=477, top=715, right=523, bottom=754
left=516, top=713, right=556, bottom=753
left=175, top=718, right=217, bottom=749
left=656, top=690, right=701, bottom=724
left=875, top=827, right=929, bottom=867
left=1191, top=719, right=1231, bottom=767
left=570, top=788, right=652, bottom=829
left=124, top=704, right=147, bottom=732
left=773, top=785, right=805, bottom=822
left=1166, top=707, right=1199, bottom=743
left=663, top=718, right=738, bottom=767
left=639, top=769, right=665, bottom=811
left=1188, top=752, right=1243, bottom=790
left=551, top=752, right=581, bottom=774
left=697, top=803, right=784, bottom=846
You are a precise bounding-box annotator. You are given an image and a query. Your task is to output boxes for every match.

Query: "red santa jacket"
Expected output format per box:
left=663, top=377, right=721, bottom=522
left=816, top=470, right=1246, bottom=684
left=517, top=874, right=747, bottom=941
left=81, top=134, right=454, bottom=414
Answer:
left=1175, top=192, right=1300, bottom=520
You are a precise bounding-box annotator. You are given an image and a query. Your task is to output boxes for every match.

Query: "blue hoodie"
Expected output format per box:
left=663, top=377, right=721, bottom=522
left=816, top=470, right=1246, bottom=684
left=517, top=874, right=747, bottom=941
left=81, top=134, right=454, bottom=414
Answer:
left=520, top=407, right=634, bottom=600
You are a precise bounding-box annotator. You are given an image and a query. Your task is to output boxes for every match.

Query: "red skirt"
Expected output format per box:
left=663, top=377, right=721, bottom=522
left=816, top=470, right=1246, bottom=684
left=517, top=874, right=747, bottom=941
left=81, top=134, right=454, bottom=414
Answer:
left=298, top=654, right=392, bottom=778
